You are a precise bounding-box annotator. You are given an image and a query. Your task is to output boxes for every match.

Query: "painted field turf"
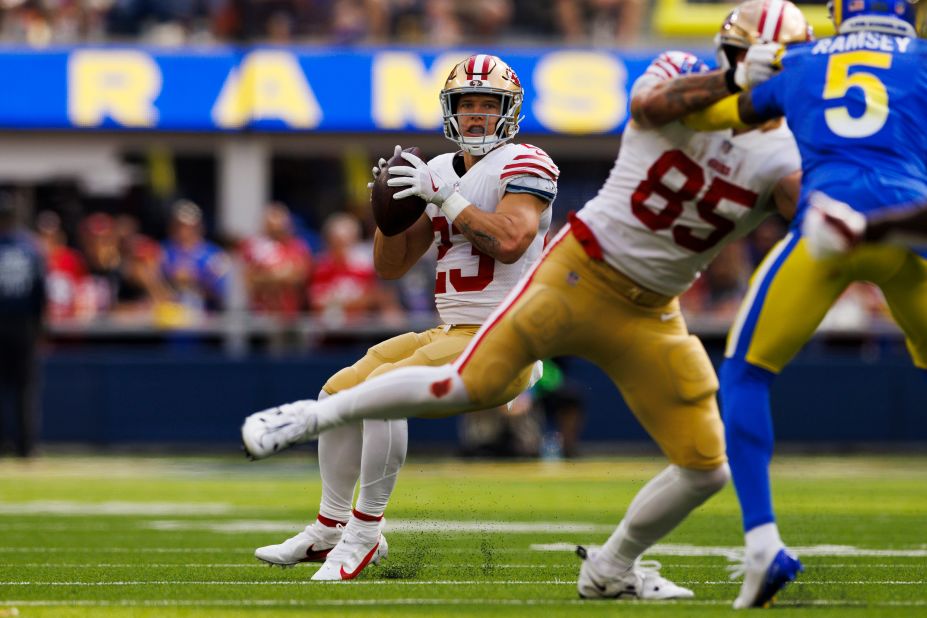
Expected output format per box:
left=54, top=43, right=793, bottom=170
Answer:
left=0, top=454, right=925, bottom=617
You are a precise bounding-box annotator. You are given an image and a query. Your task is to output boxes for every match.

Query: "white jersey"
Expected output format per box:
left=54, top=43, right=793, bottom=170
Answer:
left=577, top=54, right=802, bottom=297
left=425, top=142, right=557, bottom=325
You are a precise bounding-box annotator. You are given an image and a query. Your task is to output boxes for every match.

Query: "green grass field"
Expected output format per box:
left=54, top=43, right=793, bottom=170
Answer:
left=0, top=453, right=925, bottom=617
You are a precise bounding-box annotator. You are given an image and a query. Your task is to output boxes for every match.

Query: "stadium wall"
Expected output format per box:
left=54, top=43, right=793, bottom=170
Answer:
left=40, top=347, right=927, bottom=447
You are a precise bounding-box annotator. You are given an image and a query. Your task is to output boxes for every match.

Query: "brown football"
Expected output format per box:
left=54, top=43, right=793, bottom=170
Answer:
left=371, top=146, right=428, bottom=237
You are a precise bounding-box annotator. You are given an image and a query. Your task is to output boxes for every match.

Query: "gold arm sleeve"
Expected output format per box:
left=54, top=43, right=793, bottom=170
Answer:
left=681, top=94, right=748, bottom=132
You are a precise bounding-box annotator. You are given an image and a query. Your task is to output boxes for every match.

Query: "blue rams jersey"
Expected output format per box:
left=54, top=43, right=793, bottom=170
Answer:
left=162, top=240, right=229, bottom=310
left=750, top=33, right=927, bottom=229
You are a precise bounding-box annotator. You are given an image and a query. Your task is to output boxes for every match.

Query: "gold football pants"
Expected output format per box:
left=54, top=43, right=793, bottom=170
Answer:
left=323, top=325, right=480, bottom=395
left=323, top=324, right=534, bottom=402
left=726, top=233, right=927, bottom=372
left=455, top=228, right=726, bottom=470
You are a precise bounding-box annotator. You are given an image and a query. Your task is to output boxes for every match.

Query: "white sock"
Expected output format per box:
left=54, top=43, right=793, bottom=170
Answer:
left=355, top=419, right=408, bottom=517
left=316, top=389, right=361, bottom=523
left=745, top=522, right=784, bottom=563
left=599, top=464, right=730, bottom=572
left=346, top=510, right=382, bottom=541
left=313, top=365, right=471, bottom=433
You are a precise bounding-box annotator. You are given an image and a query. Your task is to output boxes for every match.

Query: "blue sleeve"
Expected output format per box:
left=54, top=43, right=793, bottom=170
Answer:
left=200, top=247, right=230, bottom=303
left=749, top=72, right=786, bottom=121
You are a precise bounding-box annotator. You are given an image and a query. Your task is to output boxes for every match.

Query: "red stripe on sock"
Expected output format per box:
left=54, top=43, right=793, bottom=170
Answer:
left=352, top=509, right=383, bottom=522
left=317, top=514, right=347, bottom=528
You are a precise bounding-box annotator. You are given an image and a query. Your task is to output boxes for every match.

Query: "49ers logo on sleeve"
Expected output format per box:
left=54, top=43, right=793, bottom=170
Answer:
left=432, top=216, right=494, bottom=293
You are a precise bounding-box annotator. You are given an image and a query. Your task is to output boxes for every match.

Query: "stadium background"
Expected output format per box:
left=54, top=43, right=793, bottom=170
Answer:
left=1, top=0, right=924, bottom=457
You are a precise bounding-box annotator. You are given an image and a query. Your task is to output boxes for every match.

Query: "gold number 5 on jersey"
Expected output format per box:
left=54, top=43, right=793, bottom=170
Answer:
left=823, top=51, right=892, bottom=138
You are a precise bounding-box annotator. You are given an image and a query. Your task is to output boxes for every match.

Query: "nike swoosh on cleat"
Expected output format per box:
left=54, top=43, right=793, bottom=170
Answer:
left=339, top=541, right=381, bottom=580
left=303, top=545, right=332, bottom=562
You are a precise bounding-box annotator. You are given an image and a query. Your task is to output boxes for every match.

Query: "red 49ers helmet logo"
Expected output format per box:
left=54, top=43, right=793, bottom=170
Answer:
left=503, top=67, right=521, bottom=87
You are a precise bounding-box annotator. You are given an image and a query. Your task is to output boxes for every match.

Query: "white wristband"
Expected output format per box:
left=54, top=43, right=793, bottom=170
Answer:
left=440, top=192, right=470, bottom=223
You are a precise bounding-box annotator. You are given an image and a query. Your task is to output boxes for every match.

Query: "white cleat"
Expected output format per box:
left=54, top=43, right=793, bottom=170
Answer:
left=254, top=520, right=344, bottom=566
left=241, top=401, right=319, bottom=460
left=576, top=546, right=695, bottom=600
left=311, top=521, right=389, bottom=581
left=731, top=546, right=803, bottom=609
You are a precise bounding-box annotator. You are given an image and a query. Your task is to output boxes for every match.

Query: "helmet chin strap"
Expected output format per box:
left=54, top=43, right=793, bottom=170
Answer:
left=460, top=135, right=508, bottom=156
left=448, top=112, right=516, bottom=156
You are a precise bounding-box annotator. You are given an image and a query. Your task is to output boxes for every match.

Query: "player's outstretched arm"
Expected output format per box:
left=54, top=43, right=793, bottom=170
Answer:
left=633, top=44, right=781, bottom=129
left=631, top=71, right=737, bottom=129
left=865, top=203, right=927, bottom=245
left=804, top=194, right=927, bottom=260
left=681, top=90, right=771, bottom=132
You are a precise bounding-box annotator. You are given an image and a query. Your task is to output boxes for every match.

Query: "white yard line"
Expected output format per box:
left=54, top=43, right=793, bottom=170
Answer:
left=2, top=580, right=572, bottom=586
left=2, top=544, right=927, bottom=557
left=0, top=547, right=237, bottom=553
left=531, top=542, right=927, bottom=557
left=0, top=501, right=232, bottom=515
left=2, top=580, right=924, bottom=586
left=145, top=519, right=616, bottom=534
left=1, top=599, right=926, bottom=608
left=1, top=562, right=922, bottom=569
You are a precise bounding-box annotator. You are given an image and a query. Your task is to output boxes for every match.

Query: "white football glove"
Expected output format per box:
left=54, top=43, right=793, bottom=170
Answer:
left=734, top=42, right=782, bottom=90
left=802, top=191, right=867, bottom=259
left=387, top=150, right=455, bottom=205
left=367, top=144, right=402, bottom=190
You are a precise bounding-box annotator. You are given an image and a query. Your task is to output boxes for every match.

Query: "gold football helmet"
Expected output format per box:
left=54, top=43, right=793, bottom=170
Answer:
left=440, top=54, right=524, bottom=156
left=716, top=0, right=813, bottom=70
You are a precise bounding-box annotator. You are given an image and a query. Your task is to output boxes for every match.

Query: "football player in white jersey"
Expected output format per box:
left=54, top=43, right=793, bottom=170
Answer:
left=242, top=0, right=808, bottom=598
left=245, top=54, right=558, bottom=581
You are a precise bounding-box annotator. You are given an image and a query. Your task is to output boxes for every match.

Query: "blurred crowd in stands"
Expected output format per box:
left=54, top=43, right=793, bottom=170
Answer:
left=0, top=0, right=647, bottom=46
left=29, top=195, right=416, bottom=327
left=1, top=186, right=891, bottom=334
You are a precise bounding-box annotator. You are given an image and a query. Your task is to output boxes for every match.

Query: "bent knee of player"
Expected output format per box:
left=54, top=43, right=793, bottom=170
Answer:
left=323, top=366, right=363, bottom=395
left=366, top=363, right=397, bottom=381
left=663, top=392, right=727, bottom=471
left=457, top=362, right=521, bottom=410
left=368, top=332, right=419, bottom=363
left=670, top=425, right=727, bottom=471
left=679, top=462, right=730, bottom=496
